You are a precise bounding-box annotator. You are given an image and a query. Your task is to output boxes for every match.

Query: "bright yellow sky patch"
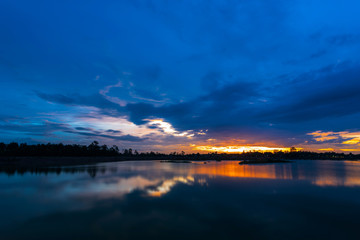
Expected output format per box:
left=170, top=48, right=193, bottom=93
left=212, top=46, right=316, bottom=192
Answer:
left=318, top=148, right=335, bottom=151
left=192, top=145, right=292, bottom=153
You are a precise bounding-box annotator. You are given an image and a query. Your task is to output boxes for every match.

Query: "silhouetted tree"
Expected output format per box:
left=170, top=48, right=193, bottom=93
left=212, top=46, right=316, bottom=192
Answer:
left=0, top=142, right=358, bottom=161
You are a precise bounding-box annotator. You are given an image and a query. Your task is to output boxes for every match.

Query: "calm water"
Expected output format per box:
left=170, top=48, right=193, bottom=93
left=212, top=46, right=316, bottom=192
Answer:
left=1, top=160, right=360, bottom=240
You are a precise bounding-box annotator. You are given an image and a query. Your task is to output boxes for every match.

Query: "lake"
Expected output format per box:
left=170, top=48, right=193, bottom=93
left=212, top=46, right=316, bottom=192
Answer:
left=1, top=160, right=360, bottom=240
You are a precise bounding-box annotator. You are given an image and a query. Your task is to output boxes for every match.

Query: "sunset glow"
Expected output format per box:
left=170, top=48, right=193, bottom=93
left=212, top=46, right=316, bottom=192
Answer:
left=192, top=145, right=293, bottom=153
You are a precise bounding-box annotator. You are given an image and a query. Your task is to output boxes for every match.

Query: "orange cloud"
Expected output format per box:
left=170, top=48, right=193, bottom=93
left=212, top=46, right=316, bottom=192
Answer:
left=307, top=130, right=340, bottom=142
left=308, top=130, right=360, bottom=144
left=307, top=130, right=360, bottom=153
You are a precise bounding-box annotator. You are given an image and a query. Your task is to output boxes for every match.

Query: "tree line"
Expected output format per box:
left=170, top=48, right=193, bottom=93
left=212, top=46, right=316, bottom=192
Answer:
left=0, top=141, right=359, bottom=160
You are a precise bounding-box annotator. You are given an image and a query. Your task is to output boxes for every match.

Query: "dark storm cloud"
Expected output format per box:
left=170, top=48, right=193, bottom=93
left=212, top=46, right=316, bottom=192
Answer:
left=36, top=92, right=122, bottom=111
left=75, top=127, right=95, bottom=132
left=0, top=115, right=28, bottom=123
left=65, top=130, right=144, bottom=142
left=34, top=79, right=260, bottom=131
left=0, top=121, right=70, bottom=136
left=32, top=61, right=360, bottom=147
left=260, top=63, right=360, bottom=123
left=0, top=121, right=143, bottom=142
left=105, top=129, right=122, bottom=134
left=36, top=92, right=129, bottom=118
left=124, top=80, right=261, bottom=129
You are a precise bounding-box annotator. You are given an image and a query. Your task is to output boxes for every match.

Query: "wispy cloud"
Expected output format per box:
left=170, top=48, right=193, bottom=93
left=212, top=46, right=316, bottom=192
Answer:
left=99, top=81, right=127, bottom=107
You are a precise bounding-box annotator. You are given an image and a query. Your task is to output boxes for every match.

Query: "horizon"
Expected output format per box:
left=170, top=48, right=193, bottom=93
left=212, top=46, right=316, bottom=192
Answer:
left=2, top=141, right=359, bottom=155
left=1, top=1, right=360, bottom=153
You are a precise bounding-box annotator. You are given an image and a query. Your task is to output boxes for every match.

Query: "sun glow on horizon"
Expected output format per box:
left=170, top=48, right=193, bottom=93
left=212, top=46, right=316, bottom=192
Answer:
left=192, top=145, right=294, bottom=153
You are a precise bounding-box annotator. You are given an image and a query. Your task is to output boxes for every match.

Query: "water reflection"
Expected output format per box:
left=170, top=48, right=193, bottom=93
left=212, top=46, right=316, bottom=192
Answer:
left=1, top=160, right=360, bottom=240
left=2, top=160, right=360, bottom=188
left=147, top=176, right=195, bottom=197
left=0, top=165, right=117, bottom=177
left=2, top=160, right=360, bottom=202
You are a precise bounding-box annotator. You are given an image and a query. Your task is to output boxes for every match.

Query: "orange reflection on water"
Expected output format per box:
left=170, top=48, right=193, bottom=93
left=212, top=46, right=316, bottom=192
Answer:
left=188, top=161, right=293, bottom=180
left=146, top=162, right=294, bottom=197
left=185, top=161, right=360, bottom=187
left=309, top=161, right=360, bottom=187
left=73, top=161, right=360, bottom=200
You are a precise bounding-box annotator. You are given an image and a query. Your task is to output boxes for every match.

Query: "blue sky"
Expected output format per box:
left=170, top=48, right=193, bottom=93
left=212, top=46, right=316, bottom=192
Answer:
left=1, top=0, right=360, bottom=152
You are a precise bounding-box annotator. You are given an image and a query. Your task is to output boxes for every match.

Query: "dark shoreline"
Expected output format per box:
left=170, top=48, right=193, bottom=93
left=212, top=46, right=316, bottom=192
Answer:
left=1, top=142, right=360, bottom=168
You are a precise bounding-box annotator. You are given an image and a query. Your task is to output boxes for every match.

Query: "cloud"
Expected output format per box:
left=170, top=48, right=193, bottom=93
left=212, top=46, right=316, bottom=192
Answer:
left=259, top=63, right=360, bottom=123
left=308, top=130, right=360, bottom=145
left=75, top=127, right=95, bottom=131
left=32, top=62, right=360, bottom=149
left=36, top=92, right=127, bottom=117
left=124, top=80, right=261, bottom=131
left=36, top=92, right=121, bottom=110
left=105, top=129, right=122, bottom=134
left=301, top=130, right=360, bottom=152
left=32, top=77, right=296, bottom=146
left=0, top=120, right=144, bottom=143
left=65, top=130, right=145, bottom=142
left=99, top=81, right=127, bottom=107
left=129, top=88, right=168, bottom=103
left=0, top=121, right=70, bottom=136
left=327, top=34, right=360, bottom=46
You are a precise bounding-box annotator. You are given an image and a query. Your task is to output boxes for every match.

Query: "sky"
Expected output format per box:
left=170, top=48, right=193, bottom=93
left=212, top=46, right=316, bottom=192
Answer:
left=1, top=0, right=360, bottom=153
